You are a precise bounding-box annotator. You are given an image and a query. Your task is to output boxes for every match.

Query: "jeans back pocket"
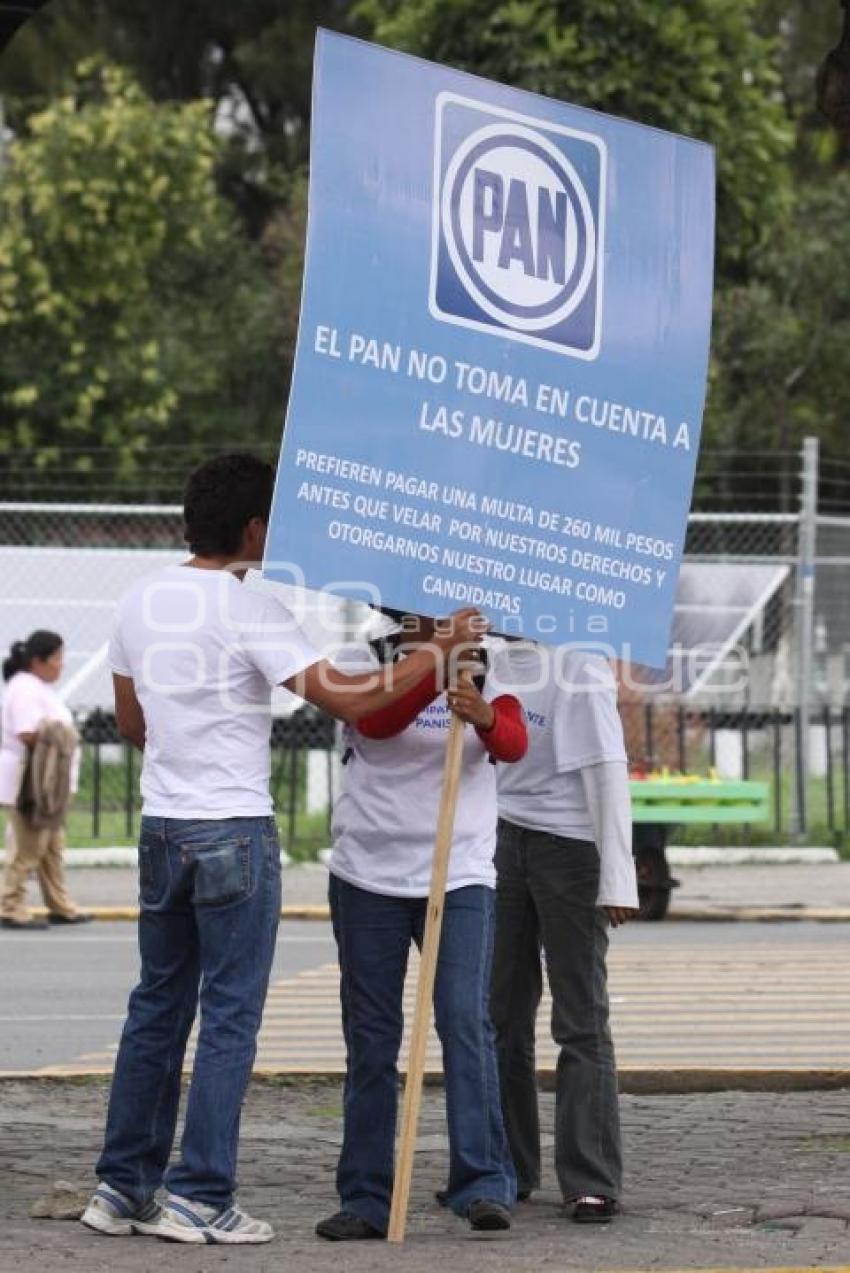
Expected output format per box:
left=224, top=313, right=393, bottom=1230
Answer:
left=190, top=839, right=252, bottom=907
left=138, top=835, right=170, bottom=908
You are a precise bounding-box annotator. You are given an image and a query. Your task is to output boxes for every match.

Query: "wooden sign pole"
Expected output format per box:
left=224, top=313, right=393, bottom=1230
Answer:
left=387, top=708, right=466, bottom=1243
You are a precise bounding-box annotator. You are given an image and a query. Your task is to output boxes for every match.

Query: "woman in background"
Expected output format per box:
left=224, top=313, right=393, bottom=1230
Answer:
left=0, top=630, right=89, bottom=930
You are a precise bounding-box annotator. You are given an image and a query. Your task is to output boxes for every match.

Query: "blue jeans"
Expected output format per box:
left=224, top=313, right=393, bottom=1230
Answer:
left=329, top=877, right=516, bottom=1233
left=96, top=816, right=282, bottom=1209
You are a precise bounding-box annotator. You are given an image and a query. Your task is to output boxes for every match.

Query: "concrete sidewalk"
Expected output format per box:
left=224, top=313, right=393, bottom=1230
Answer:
left=667, top=860, right=850, bottom=921
left=6, top=1079, right=850, bottom=1271
left=62, top=860, right=331, bottom=911
left=53, top=859, right=850, bottom=920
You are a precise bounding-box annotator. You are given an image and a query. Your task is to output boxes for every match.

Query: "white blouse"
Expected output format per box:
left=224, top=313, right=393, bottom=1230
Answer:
left=0, top=671, right=77, bottom=806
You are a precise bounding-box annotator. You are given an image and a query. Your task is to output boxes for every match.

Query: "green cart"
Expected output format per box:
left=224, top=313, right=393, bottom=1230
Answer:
left=630, top=779, right=771, bottom=920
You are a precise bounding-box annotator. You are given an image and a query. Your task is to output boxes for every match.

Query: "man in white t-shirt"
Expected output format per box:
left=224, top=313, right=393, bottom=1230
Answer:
left=81, top=453, right=483, bottom=1248
left=489, top=641, right=638, bottom=1224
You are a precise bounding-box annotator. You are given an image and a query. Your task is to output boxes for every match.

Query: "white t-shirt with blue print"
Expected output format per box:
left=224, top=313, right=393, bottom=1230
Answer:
left=329, top=641, right=510, bottom=898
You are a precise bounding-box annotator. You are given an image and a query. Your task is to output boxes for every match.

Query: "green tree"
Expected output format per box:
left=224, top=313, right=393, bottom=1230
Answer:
left=756, top=0, right=847, bottom=171
left=357, top=0, right=793, bottom=281
left=706, top=170, right=850, bottom=464
left=0, top=0, right=359, bottom=237
left=2, top=1, right=841, bottom=498
left=0, top=59, right=283, bottom=494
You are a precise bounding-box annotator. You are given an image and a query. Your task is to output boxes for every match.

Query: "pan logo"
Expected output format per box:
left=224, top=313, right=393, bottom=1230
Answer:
left=430, top=94, right=606, bottom=359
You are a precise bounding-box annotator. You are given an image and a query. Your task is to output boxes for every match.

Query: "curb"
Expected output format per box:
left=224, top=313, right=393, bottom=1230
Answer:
left=667, top=847, right=841, bottom=866
left=666, top=906, right=850, bottom=923
left=29, top=904, right=332, bottom=922
left=27, top=904, right=850, bottom=923
left=11, top=846, right=847, bottom=869
left=0, top=847, right=295, bottom=869
left=3, top=1066, right=850, bottom=1093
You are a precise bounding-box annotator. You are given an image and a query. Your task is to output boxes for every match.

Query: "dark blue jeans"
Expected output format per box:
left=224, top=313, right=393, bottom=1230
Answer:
left=329, top=876, right=516, bottom=1233
left=96, top=816, right=282, bottom=1210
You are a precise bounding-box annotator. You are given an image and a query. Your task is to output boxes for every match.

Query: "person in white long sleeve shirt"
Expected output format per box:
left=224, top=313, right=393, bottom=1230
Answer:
left=488, top=640, right=637, bottom=1224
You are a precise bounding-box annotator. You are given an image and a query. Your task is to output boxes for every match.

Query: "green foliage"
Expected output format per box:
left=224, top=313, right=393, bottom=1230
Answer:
left=0, top=1, right=845, bottom=494
left=707, top=170, right=850, bottom=457
left=1, top=0, right=359, bottom=236
left=0, top=59, right=284, bottom=491
left=357, top=0, right=794, bottom=281
left=359, top=0, right=850, bottom=484
left=262, top=168, right=309, bottom=367
left=756, top=0, right=846, bottom=174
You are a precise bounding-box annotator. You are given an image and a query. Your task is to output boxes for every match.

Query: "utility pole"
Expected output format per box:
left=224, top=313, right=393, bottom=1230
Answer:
left=793, top=436, right=819, bottom=838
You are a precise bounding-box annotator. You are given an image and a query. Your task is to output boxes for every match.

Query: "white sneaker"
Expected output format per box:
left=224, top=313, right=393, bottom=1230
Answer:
left=205, top=1203, right=275, bottom=1244
left=158, top=1195, right=275, bottom=1245
left=80, top=1183, right=164, bottom=1237
left=154, top=1196, right=217, bottom=1244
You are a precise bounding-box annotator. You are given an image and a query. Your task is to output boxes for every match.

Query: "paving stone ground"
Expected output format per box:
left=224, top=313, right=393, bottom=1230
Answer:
left=4, top=1080, right=850, bottom=1272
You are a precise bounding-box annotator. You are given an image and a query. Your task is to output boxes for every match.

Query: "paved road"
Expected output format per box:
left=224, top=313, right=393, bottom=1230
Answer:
left=4, top=920, right=850, bottom=1076
left=0, top=921, right=331, bottom=1072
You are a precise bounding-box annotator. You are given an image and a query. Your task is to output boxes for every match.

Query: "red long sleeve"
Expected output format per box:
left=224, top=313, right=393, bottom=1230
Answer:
left=476, top=695, right=527, bottom=763
left=355, top=670, right=440, bottom=739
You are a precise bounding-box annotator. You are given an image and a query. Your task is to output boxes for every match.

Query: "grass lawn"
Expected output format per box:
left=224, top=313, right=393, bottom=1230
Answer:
left=0, top=806, right=332, bottom=859
left=670, top=767, right=848, bottom=853
left=1, top=741, right=333, bottom=860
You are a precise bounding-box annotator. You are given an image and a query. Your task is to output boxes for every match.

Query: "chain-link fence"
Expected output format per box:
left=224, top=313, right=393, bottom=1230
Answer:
left=0, top=501, right=342, bottom=856
left=618, top=442, right=850, bottom=843
left=2, top=440, right=849, bottom=848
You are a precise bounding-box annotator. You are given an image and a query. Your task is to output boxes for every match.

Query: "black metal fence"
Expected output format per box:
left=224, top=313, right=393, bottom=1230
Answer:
left=70, top=698, right=850, bottom=852
left=74, top=706, right=338, bottom=856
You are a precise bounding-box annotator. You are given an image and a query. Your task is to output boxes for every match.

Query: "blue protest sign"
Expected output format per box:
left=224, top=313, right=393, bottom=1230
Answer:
left=264, top=31, right=715, bottom=668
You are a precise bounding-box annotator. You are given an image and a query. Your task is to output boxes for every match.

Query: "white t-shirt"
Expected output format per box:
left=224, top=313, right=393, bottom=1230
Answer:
left=329, top=642, right=512, bottom=897
left=0, top=671, right=78, bottom=805
left=492, top=642, right=627, bottom=839
left=108, top=565, right=319, bottom=818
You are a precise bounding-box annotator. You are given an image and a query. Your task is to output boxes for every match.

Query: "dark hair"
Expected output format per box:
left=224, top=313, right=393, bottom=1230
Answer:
left=375, top=606, right=408, bottom=625
left=183, top=453, right=275, bottom=557
left=3, top=630, right=63, bottom=682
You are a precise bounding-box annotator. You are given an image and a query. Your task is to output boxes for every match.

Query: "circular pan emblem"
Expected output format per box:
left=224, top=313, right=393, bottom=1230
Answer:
left=441, top=122, right=597, bottom=333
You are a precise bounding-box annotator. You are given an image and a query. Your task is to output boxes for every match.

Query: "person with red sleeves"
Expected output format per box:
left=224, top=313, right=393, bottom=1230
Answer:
left=316, top=611, right=527, bottom=1242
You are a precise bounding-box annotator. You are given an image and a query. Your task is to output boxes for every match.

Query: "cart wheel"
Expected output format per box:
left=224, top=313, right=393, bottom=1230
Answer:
left=635, top=845, right=672, bottom=922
